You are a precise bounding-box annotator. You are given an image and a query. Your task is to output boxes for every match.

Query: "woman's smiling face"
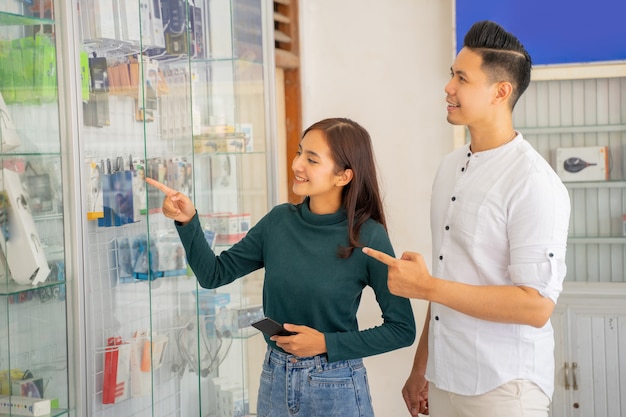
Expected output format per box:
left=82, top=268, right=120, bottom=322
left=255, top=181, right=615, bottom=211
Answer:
left=291, top=129, right=347, bottom=214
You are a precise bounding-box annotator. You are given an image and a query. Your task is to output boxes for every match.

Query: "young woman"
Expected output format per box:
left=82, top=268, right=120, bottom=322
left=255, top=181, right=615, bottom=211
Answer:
left=147, top=117, right=416, bottom=417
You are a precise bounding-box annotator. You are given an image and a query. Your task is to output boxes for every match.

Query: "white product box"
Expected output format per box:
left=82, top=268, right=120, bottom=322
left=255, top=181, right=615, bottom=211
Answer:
left=0, top=396, right=51, bottom=416
left=139, top=0, right=166, bottom=48
left=0, top=91, right=21, bottom=152
left=116, top=0, right=141, bottom=43
left=0, top=168, right=51, bottom=286
left=129, top=332, right=150, bottom=398
left=93, top=0, right=117, bottom=40
left=555, top=146, right=609, bottom=182
left=217, top=386, right=249, bottom=417
left=129, top=330, right=168, bottom=397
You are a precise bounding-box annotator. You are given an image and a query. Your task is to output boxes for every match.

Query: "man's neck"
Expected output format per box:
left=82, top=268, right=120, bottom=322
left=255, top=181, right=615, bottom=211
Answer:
left=468, top=125, right=516, bottom=153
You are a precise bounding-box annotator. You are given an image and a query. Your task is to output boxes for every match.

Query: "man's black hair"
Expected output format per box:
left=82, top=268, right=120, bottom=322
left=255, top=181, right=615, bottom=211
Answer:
left=464, top=20, right=532, bottom=109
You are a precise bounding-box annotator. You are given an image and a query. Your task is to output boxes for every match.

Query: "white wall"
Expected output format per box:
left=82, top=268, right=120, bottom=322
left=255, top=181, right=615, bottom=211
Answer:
left=299, top=1, right=455, bottom=416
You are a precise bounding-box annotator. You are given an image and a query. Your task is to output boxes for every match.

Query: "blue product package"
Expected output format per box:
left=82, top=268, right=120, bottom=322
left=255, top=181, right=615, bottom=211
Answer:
left=99, top=159, right=113, bottom=227
left=110, top=157, right=134, bottom=226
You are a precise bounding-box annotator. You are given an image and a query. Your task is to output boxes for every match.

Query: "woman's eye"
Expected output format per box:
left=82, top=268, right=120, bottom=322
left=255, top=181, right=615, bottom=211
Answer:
left=308, top=158, right=317, bottom=164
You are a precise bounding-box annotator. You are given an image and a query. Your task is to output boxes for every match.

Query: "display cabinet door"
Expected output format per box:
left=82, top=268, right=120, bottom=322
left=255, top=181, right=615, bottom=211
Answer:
left=0, top=2, right=70, bottom=417
left=73, top=0, right=275, bottom=416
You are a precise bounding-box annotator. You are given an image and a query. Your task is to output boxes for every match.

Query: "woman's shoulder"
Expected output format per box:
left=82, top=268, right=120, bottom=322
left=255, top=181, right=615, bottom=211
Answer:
left=360, top=217, right=389, bottom=240
left=269, top=201, right=299, bottom=214
left=263, top=201, right=300, bottom=220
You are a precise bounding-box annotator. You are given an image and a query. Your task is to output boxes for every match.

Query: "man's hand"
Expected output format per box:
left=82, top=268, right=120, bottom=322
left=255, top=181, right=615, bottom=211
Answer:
left=362, top=247, right=433, bottom=300
left=402, top=373, right=429, bottom=416
left=145, top=177, right=196, bottom=224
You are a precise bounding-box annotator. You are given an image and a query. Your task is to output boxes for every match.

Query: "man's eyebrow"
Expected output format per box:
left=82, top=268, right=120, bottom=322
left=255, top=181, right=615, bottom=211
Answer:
left=450, top=67, right=470, bottom=79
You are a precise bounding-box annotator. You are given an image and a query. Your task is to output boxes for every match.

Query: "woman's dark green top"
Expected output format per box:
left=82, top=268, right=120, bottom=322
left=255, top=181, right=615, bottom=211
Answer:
left=176, top=198, right=416, bottom=362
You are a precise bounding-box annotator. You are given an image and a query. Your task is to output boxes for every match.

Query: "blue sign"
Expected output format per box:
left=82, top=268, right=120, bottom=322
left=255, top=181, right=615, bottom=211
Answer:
left=456, top=0, right=626, bottom=65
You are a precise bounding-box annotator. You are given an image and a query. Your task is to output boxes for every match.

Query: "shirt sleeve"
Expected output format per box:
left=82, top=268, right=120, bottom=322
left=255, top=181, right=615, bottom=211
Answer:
left=176, top=211, right=267, bottom=289
left=507, top=167, right=571, bottom=303
left=324, top=223, right=416, bottom=361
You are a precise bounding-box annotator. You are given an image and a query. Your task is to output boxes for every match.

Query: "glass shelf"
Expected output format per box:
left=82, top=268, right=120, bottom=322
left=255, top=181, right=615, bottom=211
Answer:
left=193, top=150, right=266, bottom=157
left=81, top=39, right=261, bottom=63
left=0, top=408, right=68, bottom=417
left=232, top=327, right=260, bottom=339
left=0, top=410, right=68, bottom=417
left=191, top=56, right=263, bottom=65
left=0, top=278, right=65, bottom=297
left=0, top=152, right=63, bottom=157
left=0, top=11, right=54, bottom=26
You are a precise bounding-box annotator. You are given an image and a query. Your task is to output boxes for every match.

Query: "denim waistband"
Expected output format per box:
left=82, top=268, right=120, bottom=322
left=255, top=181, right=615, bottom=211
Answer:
left=265, top=346, right=363, bottom=369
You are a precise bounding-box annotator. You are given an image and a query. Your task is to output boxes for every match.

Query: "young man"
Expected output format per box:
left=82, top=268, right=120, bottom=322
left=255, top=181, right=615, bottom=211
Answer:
left=364, top=21, right=570, bottom=417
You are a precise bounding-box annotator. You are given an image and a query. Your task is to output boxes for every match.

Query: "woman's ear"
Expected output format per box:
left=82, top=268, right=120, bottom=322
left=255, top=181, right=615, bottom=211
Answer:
left=336, top=168, right=354, bottom=187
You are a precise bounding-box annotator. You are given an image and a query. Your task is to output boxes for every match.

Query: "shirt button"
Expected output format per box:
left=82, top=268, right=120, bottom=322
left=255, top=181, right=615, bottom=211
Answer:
left=461, top=167, right=465, bottom=172
left=467, top=152, right=471, bottom=157
left=435, top=316, right=440, bottom=321
left=549, top=253, right=554, bottom=257
left=445, top=226, right=450, bottom=230
left=439, top=255, right=443, bottom=260
left=451, top=196, right=456, bottom=202
left=290, top=358, right=298, bottom=364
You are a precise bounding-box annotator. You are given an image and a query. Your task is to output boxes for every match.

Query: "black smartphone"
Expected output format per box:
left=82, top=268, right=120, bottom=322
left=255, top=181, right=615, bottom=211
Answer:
left=251, top=317, right=296, bottom=337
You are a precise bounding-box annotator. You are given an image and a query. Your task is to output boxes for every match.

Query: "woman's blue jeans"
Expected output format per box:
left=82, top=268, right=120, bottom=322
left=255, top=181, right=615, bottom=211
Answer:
left=256, top=347, right=375, bottom=417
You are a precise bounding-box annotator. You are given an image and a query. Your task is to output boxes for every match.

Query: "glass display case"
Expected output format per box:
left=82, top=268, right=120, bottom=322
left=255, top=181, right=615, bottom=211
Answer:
left=0, top=1, right=70, bottom=416
left=73, top=0, right=276, bottom=416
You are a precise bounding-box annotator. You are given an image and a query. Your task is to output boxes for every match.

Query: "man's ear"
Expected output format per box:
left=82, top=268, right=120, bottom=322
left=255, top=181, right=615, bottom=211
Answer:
left=494, top=81, right=514, bottom=104
left=336, top=168, right=354, bottom=187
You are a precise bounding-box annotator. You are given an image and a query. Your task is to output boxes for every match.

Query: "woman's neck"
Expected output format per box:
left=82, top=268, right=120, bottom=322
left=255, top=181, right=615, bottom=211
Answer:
left=307, top=196, right=342, bottom=215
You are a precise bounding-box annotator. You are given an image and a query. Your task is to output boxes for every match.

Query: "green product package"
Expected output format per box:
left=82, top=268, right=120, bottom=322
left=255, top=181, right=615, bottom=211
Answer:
left=0, top=40, right=13, bottom=102
left=9, top=47, right=27, bottom=103
left=35, top=33, right=57, bottom=102
left=80, top=50, right=90, bottom=101
left=18, top=37, right=37, bottom=102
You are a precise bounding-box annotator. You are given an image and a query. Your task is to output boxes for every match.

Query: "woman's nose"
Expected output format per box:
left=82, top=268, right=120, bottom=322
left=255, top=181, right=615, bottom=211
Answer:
left=292, top=154, right=302, bottom=171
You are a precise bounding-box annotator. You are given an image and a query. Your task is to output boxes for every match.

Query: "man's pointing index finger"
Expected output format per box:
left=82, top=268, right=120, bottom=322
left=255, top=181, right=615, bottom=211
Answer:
left=362, top=247, right=396, bottom=266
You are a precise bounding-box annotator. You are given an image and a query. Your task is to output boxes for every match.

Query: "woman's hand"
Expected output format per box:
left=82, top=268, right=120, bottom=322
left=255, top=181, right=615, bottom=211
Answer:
left=270, top=324, right=327, bottom=358
left=145, top=177, right=196, bottom=224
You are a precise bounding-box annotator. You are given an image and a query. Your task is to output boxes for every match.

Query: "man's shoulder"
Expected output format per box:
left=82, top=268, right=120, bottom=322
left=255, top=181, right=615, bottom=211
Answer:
left=516, top=139, right=559, bottom=174
left=440, top=145, right=470, bottom=164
